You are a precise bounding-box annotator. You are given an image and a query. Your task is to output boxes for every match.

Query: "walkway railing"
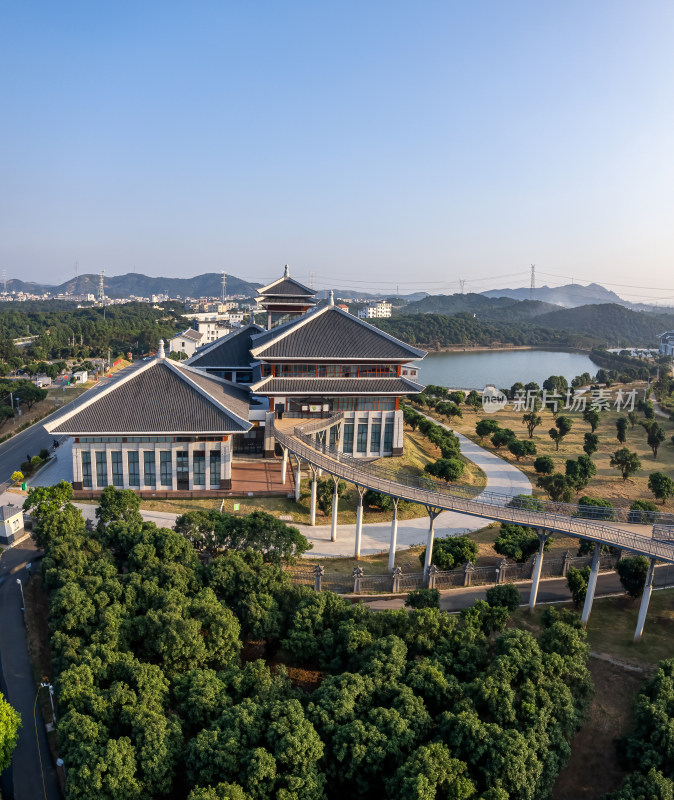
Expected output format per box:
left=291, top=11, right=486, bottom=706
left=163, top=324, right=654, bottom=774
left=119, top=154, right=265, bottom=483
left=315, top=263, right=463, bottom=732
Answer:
left=293, top=411, right=344, bottom=436
left=274, top=421, right=674, bottom=564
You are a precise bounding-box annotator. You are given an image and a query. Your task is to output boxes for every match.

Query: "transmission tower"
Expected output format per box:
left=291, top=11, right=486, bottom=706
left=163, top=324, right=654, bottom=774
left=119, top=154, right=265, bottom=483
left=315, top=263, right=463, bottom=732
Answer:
left=98, top=271, right=105, bottom=304
left=1, top=270, right=6, bottom=295
left=310, top=271, right=315, bottom=290
left=459, top=279, right=466, bottom=294
left=221, top=271, right=227, bottom=304
left=529, top=264, right=536, bottom=300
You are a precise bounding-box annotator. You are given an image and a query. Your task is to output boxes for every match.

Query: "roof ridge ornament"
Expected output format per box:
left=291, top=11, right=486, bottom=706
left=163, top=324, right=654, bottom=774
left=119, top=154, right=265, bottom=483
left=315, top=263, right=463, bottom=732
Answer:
left=284, top=263, right=290, bottom=278
left=157, top=339, right=166, bottom=359
left=329, top=290, right=334, bottom=306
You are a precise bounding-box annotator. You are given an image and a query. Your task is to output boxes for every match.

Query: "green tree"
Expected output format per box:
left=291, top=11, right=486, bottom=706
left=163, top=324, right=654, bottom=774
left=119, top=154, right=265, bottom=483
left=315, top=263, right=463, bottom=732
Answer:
left=491, top=428, right=516, bottom=450
left=628, top=499, right=659, bottom=524
left=448, top=391, right=465, bottom=405
left=537, top=472, right=576, bottom=502
left=465, top=390, right=481, bottom=412
left=405, top=589, right=440, bottom=609
left=522, top=411, right=542, bottom=439
left=494, top=524, right=545, bottom=562
left=424, top=457, right=464, bottom=483
left=418, top=536, right=478, bottom=571
left=627, top=410, right=639, bottom=428
left=548, top=416, right=573, bottom=450
left=616, top=416, right=629, bottom=444
left=534, top=455, right=554, bottom=474
left=14, top=383, right=47, bottom=409
left=508, top=439, right=537, bottom=461
left=388, top=742, right=476, bottom=800
left=96, top=486, right=143, bottom=529
left=0, top=691, right=21, bottom=773
left=566, top=566, right=591, bottom=607
left=475, top=418, right=499, bottom=439
left=316, top=478, right=348, bottom=514
left=616, top=556, right=650, bottom=599
left=486, top=583, right=521, bottom=611
left=583, top=407, right=600, bottom=432
left=11, top=470, right=23, bottom=484
left=610, top=448, right=642, bottom=480
left=648, top=472, right=674, bottom=504
left=583, top=432, right=599, bottom=457
left=565, top=455, right=597, bottom=491
left=645, top=422, right=666, bottom=458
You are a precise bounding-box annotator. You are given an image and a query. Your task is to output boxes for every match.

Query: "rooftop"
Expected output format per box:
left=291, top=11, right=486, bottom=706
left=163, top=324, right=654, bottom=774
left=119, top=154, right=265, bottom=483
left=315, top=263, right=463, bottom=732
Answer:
left=46, top=358, right=251, bottom=435
left=186, top=324, right=263, bottom=369
left=249, top=376, right=425, bottom=395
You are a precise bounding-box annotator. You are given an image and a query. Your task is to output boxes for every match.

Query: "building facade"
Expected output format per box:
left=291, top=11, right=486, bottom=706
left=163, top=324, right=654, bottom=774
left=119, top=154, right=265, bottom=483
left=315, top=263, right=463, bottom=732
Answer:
left=46, top=267, right=426, bottom=493
left=658, top=331, right=674, bottom=356
left=357, top=301, right=392, bottom=319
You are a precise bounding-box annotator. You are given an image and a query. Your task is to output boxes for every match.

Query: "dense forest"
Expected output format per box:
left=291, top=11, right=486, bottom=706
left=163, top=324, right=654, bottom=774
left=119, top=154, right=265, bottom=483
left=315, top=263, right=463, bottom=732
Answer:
left=0, top=302, right=187, bottom=360
left=30, top=484, right=593, bottom=800
left=377, top=303, right=674, bottom=349
left=374, top=313, right=598, bottom=349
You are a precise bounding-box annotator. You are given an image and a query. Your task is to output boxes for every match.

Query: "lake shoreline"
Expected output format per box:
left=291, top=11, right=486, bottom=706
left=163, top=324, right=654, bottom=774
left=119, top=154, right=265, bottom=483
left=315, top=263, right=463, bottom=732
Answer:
left=422, top=344, right=591, bottom=355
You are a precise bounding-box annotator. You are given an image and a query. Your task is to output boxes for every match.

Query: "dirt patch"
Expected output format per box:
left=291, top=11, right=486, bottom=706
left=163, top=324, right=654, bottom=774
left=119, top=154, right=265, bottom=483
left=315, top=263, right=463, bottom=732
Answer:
left=552, top=657, right=644, bottom=800
left=240, top=640, right=325, bottom=693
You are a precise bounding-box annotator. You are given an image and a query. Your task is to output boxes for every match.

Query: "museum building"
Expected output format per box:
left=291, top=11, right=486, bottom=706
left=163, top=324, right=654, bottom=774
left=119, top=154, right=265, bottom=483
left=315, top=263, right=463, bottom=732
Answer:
left=45, top=267, right=426, bottom=494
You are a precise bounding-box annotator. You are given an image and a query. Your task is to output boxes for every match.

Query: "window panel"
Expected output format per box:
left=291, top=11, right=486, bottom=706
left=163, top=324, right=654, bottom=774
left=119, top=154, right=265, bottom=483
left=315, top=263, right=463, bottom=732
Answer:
left=144, top=452, right=156, bottom=486
left=81, top=451, right=92, bottom=488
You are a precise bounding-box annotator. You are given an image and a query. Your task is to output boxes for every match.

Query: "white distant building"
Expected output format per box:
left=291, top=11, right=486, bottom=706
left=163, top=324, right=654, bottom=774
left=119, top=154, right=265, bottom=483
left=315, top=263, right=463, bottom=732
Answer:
left=658, top=331, right=674, bottom=355
left=72, top=370, right=88, bottom=384
left=169, top=328, right=204, bottom=358
left=358, top=301, right=392, bottom=319
left=0, top=504, right=24, bottom=545
left=192, top=316, right=233, bottom=344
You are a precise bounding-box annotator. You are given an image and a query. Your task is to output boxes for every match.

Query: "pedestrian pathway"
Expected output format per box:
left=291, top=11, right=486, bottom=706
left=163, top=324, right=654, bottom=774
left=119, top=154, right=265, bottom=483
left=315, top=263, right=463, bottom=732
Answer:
left=17, top=417, right=532, bottom=559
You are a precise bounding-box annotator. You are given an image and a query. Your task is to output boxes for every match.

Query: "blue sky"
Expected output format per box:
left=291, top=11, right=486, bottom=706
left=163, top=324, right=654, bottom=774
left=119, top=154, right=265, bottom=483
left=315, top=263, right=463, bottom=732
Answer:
left=1, top=1, right=673, bottom=299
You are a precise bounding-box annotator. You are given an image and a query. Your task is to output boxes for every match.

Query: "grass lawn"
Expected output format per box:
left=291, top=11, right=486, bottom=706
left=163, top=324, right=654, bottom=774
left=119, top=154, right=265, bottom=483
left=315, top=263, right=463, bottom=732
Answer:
left=298, top=545, right=427, bottom=576
left=420, top=385, right=674, bottom=509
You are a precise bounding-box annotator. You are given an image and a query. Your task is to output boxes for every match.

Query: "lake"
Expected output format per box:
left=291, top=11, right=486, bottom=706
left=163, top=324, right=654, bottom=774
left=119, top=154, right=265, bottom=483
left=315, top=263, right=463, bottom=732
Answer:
left=414, top=349, right=597, bottom=390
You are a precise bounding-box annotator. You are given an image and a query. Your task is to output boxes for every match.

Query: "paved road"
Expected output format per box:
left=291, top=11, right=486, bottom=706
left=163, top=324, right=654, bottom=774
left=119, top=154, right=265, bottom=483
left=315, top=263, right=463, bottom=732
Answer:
left=0, top=539, right=61, bottom=800
left=364, top=561, right=674, bottom=611
left=0, top=365, right=139, bottom=484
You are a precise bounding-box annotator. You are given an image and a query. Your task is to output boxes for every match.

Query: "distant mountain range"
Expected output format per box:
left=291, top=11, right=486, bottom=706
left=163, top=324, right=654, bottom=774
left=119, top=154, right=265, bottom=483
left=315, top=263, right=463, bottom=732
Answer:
left=482, top=282, right=623, bottom=307
left=7, top=272, right=260, bottom=299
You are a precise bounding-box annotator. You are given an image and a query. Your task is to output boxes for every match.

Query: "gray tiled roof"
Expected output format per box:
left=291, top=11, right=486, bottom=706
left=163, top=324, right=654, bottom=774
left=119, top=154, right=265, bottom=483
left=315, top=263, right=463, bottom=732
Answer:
left=186, top=325, right=262, bottom=368
left=257, top=276, right=315, bottom=297
left=0, top=505, right=22, bottom=521
left=250, top=376, right=424, bottom=395
left=250, top=307, right=426, bottom=360
left=47, top=360, right=251, bottom=435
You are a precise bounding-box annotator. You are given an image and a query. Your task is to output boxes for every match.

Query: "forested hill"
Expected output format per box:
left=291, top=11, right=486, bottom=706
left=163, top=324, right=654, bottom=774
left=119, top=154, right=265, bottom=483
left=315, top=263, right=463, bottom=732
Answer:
left=373, top=313, right=598, bottom=349
left=533, top=303, right=674, bottom=346
left=402, top=293, right=557, bottom=320
left=7, top=271, right=259, bottom=298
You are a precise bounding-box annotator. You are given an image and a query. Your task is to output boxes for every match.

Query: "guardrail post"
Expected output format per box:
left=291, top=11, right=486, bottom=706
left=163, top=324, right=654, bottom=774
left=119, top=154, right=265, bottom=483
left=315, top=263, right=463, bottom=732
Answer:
left=281, top=447, right=288, bottom=485
left=313, top=564, right=324, bottom=592
left=310, top=468, right=318, bottom=526
left=561, top=550, right=571, bottom=577
left=392, top=566, right=402, bottom=593
left=634, top=558, right=656, bottom=642
left=427, top=564, right=439, bottom=589
left=581, top=543, right=601, bottom=626
left=330, top=477, right=340, bottom=542
left=388, top=498, right=399, bottom=572
left=354, top=487, right=366, bottom=559
left=463, top=562, right=475, bottom=586
left=353, top=566, right=364, bottom=594
left=528, top=535, right=547, bottom=610
left=294, top=457, right=302, bottom=502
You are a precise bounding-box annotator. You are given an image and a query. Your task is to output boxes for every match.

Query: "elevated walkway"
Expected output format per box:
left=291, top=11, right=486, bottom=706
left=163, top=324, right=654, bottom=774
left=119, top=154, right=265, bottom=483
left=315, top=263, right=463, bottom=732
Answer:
left=274, top=417, right=674, bottom=564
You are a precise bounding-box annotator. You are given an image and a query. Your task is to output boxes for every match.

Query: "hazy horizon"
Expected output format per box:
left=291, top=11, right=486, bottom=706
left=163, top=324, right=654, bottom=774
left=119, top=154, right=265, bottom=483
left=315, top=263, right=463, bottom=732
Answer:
left=2, top=1, right=673, bottom=302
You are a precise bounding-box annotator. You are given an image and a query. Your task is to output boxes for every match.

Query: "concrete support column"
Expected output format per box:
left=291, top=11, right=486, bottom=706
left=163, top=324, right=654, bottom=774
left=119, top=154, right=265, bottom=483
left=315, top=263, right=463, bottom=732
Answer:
left=354, top=487, right=365, bottom=559
left=330, top=478, right=339, bottom=542
left=187, top=441, right=196, bottom=491
left=281, top=447, right=288, bottom=485
left=105, top=446, right=113, bottom=489
left=309, top=468, right=318, bottom=526
left=294, top=458, right=302, bottom=502
left=388, top=498, right=399, bottom=572
left=222, top=438, right=232, bottom=489
left=171, top=446, right=178, bottom=491
left=581, top=543, right=601, bottom=626
left=121, top=445, right=130, bottom=489
left=71, top=443, right=82, bottom=489
left=423, top=509, right=438, bottom=572
left=528, top=535, right=546, bottom=610
left=634, top=558, right=657, bottom=642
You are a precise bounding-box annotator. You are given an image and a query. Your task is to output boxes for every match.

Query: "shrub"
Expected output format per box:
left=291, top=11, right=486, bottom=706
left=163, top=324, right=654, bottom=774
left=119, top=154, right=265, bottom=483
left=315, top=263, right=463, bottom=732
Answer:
left=418, top=536, right=478, bottom=571
left=576, top=496, right=615, bottom=521
left=616, top=556, right=651, bottom=599
left=39, top=448, right=49, bottom=460
left=485, top=583, right=521, bottom=611
left=405, top=588, right=440, bottom=609
left=494, top=524, right=547, bottom=562
left=10, top=471, right=23, bottom=484
left=534, top=456, right=554, bottom=474
left=566, top=566, right=591, bottom=607
left=628, top=500, right=659, bottom=524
